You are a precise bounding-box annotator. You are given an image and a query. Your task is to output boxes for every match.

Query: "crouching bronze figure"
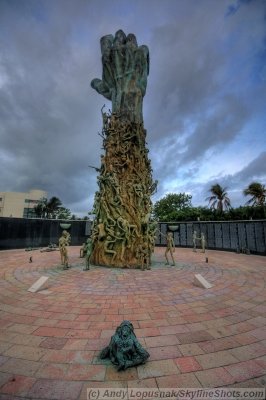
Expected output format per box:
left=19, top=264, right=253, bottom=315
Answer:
left=99, top=320, right=149, bottom=370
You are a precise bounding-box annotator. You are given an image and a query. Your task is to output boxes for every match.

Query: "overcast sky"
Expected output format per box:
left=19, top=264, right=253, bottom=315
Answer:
left=1, top=0, right=265, bottom=217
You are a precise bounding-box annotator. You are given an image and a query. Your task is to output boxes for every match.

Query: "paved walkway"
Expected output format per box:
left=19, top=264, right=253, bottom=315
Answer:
left=0, top=247, right=265, bottom=399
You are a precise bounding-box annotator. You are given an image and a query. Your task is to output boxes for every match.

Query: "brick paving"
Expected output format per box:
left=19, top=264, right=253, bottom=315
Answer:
left=0, top=246, right=265, bottom=399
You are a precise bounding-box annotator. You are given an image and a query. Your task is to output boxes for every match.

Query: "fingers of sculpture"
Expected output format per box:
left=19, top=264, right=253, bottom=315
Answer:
left=114, top=29, right=126, bottom=47
left=92, top=30, right=149, bottom=122
left=139, top=45, right=149, bottom=75
left=100, top=34, right=114, bottom=55
left=126, top=33, right=138, bottom=48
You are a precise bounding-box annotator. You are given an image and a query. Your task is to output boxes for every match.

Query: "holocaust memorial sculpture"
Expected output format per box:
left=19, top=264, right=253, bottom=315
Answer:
left=90, top=30, right=156, bottom=268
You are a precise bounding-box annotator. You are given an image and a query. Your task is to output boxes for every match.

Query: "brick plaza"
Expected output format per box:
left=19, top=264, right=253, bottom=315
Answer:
left=0, top=247, right=265, bottom=399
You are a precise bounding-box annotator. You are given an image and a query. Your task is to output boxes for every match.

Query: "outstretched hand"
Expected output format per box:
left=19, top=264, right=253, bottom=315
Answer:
left=91, top=30, right=149, bottom=122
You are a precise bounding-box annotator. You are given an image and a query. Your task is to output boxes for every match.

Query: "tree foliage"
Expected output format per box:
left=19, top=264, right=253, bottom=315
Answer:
left=33, top=180, right=265, bottom=222
left=56, top=208, right=72, bottom=220
left=153, top=193, right=192, bottom=222
left=152, top=184, right=266, bottom=222
left=34, top=197, right=48, bottom=218
left=34, top=196, right=66, bottom=219
left=46, top=196, right=63, bottom=218
left=243, top=182, right=266, bottom=207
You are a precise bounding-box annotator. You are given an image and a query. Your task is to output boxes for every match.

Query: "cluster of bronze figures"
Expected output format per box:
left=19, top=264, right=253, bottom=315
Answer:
left=89, top=112, right=158, bottom=268
left=59, top=228, right=207, bottom=271
left=193, top=231, right=206, bottom=253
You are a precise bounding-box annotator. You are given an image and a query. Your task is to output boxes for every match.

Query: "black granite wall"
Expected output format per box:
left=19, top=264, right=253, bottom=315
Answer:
left=0, top=217, right=91, bottom=250
left=0, top=218, right=265, bottom=255
left=156, top=220, right=266, bottom=255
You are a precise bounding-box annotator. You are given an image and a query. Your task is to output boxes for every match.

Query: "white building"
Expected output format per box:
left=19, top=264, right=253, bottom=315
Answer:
left=0, top=189, right=47, bottom=218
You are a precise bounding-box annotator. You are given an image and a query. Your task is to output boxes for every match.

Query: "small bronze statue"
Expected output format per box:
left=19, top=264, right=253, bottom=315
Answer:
left=99, top=320, right=150, bottom=370
left=59, top=230, right=70, bottom=269
left=83, top=237, right=93, bottom=271
left=80, top=242, right=86, bottom=258
left=136, top=242, right=150, bottom=270
left=165, top=232, right=175, bottom=266
left=200, top=232, right=206, bottom=253
left=192, top=230, right=199, bottom=252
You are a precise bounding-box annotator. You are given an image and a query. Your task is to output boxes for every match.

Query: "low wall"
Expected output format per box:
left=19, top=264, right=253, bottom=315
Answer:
left=0, top=217, right=91, bottom=250
left=156, top=220, right=266, bottom=255
left=0, top=217, right=265, bottom=255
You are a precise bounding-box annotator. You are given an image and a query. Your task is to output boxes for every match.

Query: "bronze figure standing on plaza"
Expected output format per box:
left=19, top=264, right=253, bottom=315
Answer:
left=165, top=231, right=176, bottom=266
left=59, top=230, right=70, bottom=269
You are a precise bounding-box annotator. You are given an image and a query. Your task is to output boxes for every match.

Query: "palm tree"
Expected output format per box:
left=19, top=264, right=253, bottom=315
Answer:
left=206, top=184, right=231, bottom=212
left=34, top=196, right=64, bottom=219
left=34, top=197, right=48, bottom=218
left=46, top=196, right=62, bottom=219
left=243, top=182, right=266, bottom=207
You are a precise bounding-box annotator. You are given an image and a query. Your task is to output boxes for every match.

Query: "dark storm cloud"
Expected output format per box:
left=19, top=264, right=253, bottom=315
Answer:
left=146, top=0, right=266, bottom=198
left=0, top=0, right=104, bottom=213
left=150, top=94, right=249, bottom=181
left=226, top=0, right=255, bottom=17
left=180, top=96, right=249, bottom=164
left=0, top=0, right=265, bottom=215
left=230, top=151, right=266, bottom=184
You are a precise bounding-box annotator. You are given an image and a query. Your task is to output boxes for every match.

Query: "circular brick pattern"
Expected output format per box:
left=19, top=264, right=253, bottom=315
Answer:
left=0, top=247, right=265, bottom=399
